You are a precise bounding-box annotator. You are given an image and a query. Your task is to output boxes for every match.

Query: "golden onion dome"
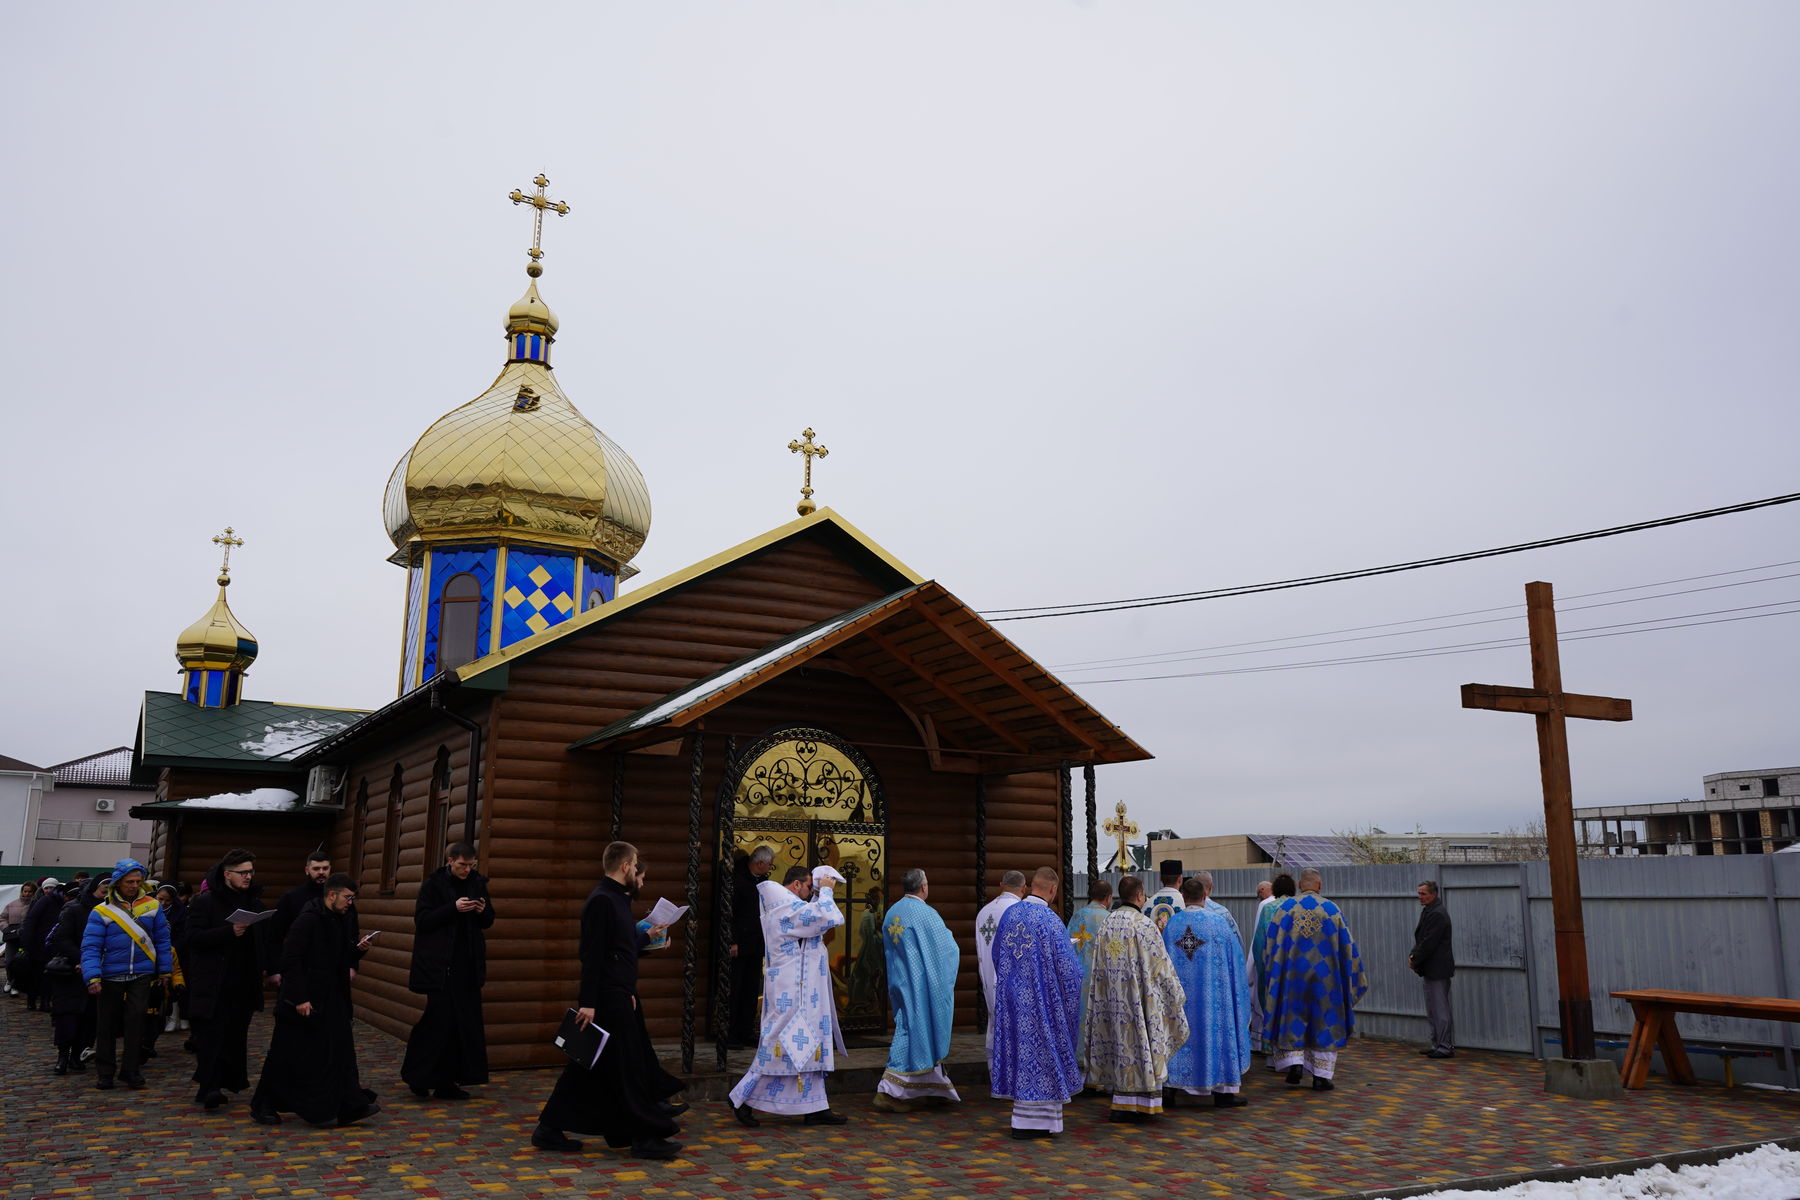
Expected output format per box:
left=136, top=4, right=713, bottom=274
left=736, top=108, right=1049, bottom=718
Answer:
left=383, top=282, right=651, bottom=567
left=175, top=577, right=259, bottom=672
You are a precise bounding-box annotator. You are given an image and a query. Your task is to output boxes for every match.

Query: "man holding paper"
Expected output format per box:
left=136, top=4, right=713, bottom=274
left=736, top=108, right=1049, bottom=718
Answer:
left=728, top=863, right=849, bottom=1126
left=532, top=841, right=681, bottom=1161
left=183, top=849, right=267, bottom=1109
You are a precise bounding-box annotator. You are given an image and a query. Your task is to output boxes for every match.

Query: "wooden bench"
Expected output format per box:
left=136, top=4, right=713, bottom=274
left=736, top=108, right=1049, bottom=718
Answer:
left=1611, top=988, right=1800, bottom=1089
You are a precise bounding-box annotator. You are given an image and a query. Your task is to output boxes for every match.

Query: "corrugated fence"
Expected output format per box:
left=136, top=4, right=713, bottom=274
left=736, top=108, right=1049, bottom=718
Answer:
left=1074, top=854, right=1800, bottom=1088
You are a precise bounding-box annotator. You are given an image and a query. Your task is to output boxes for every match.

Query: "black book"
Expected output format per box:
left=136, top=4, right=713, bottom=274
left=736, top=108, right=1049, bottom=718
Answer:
left=553, top=1008, right=611, bottom=1069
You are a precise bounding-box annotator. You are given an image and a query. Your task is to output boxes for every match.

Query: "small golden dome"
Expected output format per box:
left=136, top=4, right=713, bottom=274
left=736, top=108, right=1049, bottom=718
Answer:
left=175, top=582, right=259, bottom=672
left=506, top=279, right=559, bottom=338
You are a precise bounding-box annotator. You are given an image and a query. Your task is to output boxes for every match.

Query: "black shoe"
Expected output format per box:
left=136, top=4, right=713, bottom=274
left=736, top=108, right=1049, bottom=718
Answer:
left=202, top=1090, right=227, bottom=1111
left=1426, top=1049, right=1455, bottom=1059
left=1311, top=1077, right=1334, bottom=1091
left=803, top=1108, right=848, bottom=1126
left=336, top=1102, right=380, bottom=1127
left=655, top=1100, right=689, bottom=1118
left=1109, top=1109, right=1152, bottom=1123
left=433, top=1085, right=471, bottom=1100
left=531, top=1123, right=583, bottom=1152
left=53, top=1048, right=70, bottom=1076
left=96, top=1076, right=114, bottom=1091
left=1285, top=1065, right=1303, bottom=1086
left=250, top=1106, right=282, bottom=1126
left=68, top=1055, right=86, bottom=1074
left=1213, top=1092, right=1248, bottom=1108
left=630, top=1138, right=682, bottom=1160
left=409, top=1085, right=431, bottom=1099
left=732, top=1102, right=760, bottom=1127
left=1010, top=1127, right=1054, bottom=1140
left=122, top=1074, right=147, bottom=1090
left=1418, top=1048, right=1436, bottom=1055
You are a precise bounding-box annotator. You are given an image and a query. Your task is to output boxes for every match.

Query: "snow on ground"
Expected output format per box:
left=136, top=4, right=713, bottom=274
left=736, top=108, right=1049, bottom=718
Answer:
left=1412, top=1144, right=1800, bottom=1200
left=174, top=787, right=299, bottom=811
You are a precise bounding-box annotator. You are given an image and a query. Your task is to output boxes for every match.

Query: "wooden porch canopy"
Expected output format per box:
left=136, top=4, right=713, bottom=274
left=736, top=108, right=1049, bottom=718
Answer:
left=568, top=582, right=1151, bottom=773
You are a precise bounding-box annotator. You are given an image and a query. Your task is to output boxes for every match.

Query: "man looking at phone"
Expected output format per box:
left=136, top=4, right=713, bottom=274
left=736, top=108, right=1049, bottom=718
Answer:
left=402, top=843, right=495, bottom=1101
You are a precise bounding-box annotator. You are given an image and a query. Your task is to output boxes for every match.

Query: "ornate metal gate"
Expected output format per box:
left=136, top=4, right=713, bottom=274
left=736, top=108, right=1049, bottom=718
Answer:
left=725, top=727, right=888, bottom=1032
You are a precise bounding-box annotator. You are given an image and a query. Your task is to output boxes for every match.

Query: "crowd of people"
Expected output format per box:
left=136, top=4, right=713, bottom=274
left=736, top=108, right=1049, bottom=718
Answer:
left=4, top=841, right=1456, bottom=1164
left=0, top=843, right=494, bottom=1130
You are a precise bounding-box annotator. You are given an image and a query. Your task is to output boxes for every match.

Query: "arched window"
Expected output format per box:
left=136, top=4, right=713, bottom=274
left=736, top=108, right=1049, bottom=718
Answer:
left=349, top=778, right=370, bottom=885
left=381, top=763, right=405, bottom=894
left=438, top=573, right=482, bottom=671
left=425, top=745, right=452, bottom=871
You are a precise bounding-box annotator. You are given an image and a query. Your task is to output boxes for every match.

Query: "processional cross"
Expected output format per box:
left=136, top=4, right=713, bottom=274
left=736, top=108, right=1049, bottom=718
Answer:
left=788, top=428, right=829, bottom=516
left=211, top=527, right=244, bottom=584
left=1461, top=581, right=1632, bottom=1063
left=1100, top=800, right=1139, bottom=874
left=508, top=173, right=570, bottom=274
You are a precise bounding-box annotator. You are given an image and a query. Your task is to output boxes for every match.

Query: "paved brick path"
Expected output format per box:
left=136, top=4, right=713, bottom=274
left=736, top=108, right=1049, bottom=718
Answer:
left=2, top=994, right=1794, bottom=1199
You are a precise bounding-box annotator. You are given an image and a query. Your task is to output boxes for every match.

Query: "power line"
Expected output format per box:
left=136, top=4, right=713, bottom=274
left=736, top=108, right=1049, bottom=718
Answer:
left=1067, top=600, right=1800, bottom=685
left=983, top=492, right=1800, bottom=621
left=1052, top=565, right=1800, bottom=675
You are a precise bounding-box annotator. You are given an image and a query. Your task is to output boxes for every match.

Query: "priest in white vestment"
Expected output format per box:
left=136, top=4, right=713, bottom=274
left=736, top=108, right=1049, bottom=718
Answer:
left=729, top=864, right=848, bottom=1126
left=975, top=871, right=1026, bottom=1053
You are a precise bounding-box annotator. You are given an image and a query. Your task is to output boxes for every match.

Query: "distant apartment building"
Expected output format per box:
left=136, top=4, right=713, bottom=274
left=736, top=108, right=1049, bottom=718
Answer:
left=1574, top=767, right=1799, bottom=856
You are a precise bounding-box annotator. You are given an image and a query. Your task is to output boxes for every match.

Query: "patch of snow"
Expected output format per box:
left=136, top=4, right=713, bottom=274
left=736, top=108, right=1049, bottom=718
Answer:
left=239, top=717, right=353, bottom=760
left=175, top=787, right=300, bottom=812
left=1411, top=1144, right=1800, bottom=1199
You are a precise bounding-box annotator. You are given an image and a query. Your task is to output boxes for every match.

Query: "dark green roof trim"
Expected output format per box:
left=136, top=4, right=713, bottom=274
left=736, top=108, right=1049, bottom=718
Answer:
left=137, top=693, right=371, bottom=771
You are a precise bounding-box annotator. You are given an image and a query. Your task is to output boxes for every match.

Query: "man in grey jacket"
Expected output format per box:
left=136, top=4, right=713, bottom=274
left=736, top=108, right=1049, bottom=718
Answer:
left=1410, top=880, right=1454, bottom=1059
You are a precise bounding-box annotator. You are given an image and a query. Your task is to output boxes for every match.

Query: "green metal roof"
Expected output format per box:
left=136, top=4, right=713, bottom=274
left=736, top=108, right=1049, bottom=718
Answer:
left=138, top=692, right=371, bottom=772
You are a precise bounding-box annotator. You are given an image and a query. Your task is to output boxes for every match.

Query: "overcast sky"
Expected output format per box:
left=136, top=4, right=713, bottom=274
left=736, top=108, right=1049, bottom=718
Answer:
left=4, top=3, right=1797, bottom=856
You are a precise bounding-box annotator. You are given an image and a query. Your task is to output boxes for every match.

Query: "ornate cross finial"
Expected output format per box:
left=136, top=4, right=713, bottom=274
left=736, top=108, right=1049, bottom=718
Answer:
left=211, top=527, right=245, bottom=586
left=508, top=173, right=570, bottom=277
left=787, top=428, right=830, bottom=516
left=1100, top=799, right=1140, bottom=873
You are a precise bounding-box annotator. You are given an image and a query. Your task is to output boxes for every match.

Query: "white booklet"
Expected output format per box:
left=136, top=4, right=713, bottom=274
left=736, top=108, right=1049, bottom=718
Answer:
left=646, top=897, right=689, bottom=928
left=227, top=908, right=276, bottom=925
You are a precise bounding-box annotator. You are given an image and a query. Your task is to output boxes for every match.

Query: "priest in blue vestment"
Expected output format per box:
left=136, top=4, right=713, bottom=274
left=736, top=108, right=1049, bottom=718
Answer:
left=1064, top=878, right=1112, bottom=1032
left=1164, top=875, right=1251, bottom=1107
left=1262, top=868, right=1367, bottom=1091
left=872, top=869, right=961, bottom=1112
left=990, top=866, right=1084, bottom=1140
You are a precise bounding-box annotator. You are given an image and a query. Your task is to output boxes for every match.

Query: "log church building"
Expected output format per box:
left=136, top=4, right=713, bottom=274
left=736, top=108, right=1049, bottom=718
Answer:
left=130, top=179, right=1151, bottom=1071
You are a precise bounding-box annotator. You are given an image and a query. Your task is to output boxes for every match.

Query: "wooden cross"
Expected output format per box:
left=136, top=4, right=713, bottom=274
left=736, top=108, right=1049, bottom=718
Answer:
left=508, top=173, right=570, bottom=271
left=787, top=427, right=829, bottom=516
left=1100, top=800, right=1139, bottom=874
left=1462, top=580, right=1632, bottom=1062
left=211, top=526, right=244, bottom=583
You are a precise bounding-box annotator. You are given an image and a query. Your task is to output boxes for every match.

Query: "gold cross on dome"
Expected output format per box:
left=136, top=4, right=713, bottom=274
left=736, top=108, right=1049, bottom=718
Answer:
left=788, top=428, right=830, bottom=516
left=508, top=173, right=570, bottom=271
left=1100, top=800, right=1139, bottom=873
left=211, top=527, right=245, bottom=582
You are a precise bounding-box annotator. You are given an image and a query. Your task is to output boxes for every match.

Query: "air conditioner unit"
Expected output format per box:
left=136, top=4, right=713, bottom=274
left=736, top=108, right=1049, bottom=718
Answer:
left=305, top=765, right=346, bottom=809
left=94, top=798, right=116, bottom=813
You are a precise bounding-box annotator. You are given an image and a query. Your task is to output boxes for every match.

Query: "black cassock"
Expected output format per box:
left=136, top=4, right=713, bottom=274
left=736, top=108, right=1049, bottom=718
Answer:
left=537, top=877, right=681, bottom=1147
left=251, top=900, right=375, bottom=1126
left=401, top=865, right=495, bottom=1090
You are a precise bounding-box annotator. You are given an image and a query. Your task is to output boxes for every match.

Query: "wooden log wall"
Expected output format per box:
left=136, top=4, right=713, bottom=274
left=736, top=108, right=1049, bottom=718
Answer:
left=327, top=710, right=485, bottom=1048
left=148, top=766, right=313, bottom=882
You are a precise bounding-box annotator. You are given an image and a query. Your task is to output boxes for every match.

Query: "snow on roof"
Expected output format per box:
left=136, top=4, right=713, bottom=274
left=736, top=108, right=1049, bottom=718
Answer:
left=174, top=787, right=300, bottom=812
left=239, top=717, right=355, bottom=760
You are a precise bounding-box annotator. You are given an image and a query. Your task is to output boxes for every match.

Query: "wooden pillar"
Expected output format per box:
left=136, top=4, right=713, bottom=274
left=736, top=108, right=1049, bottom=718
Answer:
left=712, top=735, right=737, bottom=1072
left=609, top=753, right=625, bottom=843
left=1058, top=763, right=1074, bottom=921
left=974, top=773, right=988, bottom=1034
left=1083, top=764, right=1098, bottom=884
left=680, top=731, right=704, bottom=1075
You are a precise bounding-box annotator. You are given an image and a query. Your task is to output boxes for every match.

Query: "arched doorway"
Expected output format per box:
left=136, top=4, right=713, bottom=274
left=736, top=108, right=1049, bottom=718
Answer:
left=725, top=727, right=888, bottom=1032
